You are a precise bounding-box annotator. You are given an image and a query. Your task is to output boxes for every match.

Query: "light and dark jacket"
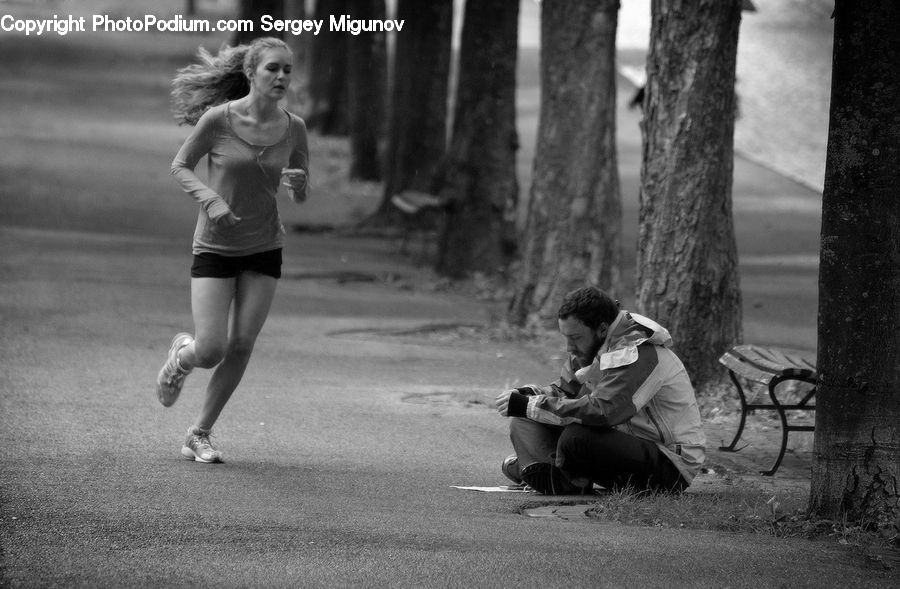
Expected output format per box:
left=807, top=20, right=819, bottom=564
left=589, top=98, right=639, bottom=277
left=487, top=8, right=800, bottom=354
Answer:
left=506, top=311, right=706, bottom=482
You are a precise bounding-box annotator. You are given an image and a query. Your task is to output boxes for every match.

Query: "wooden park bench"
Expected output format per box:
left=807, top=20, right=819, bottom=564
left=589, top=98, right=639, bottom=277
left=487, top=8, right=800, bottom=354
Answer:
left=390, top=190, right=448, bottom=258
left=717, top=344, right=817, bottom=476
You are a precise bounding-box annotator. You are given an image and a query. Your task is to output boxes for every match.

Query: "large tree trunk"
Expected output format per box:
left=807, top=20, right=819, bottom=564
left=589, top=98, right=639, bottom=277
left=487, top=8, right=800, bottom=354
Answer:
left=347, top=0, right=387, bottom=180
left=308, top=0, right=350, bottom=135
left=635, top=0, right=742, bottom=386
left=234, top=0, right=285, bottom=44
left=810, top=0, right=900, bottom=534
left=434, top=0, right=519, bottom=278
left=507, top=0, right=622, bottom=329
left=377, top=0, right=453, bottom=212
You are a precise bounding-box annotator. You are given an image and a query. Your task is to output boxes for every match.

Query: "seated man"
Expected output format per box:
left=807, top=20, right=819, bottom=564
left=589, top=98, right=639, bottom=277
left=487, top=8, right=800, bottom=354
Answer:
left=495, top=286, right=706, bottom=494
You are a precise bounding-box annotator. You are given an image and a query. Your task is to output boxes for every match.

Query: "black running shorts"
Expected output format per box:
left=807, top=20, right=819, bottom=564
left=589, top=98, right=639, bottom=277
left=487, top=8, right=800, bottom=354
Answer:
left=190, top=249, right=282, bottom=279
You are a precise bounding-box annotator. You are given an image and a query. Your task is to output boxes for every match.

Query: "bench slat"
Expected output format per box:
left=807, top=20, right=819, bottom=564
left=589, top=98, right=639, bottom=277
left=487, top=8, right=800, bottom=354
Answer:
left=733, top=345, right=793, bottom=373
left=750, top=345, right=816, bottom=373
left=729, top=344, right=816, bottom=380
left=754, top=345, right=817, bottom=381
left=780, top=350, right=817, bottom=373
left=719, top=350, right=776, bottom=384
left=392, top=190, right=445, bottom=214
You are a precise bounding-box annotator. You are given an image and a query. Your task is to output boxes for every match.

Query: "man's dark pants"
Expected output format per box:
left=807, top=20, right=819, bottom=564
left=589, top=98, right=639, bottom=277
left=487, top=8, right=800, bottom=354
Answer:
left=510, top=417, right=687, bottom=493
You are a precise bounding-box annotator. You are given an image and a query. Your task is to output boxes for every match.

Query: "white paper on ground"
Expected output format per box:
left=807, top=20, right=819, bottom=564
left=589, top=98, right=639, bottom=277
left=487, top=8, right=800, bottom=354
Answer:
left=450, top=485, right=534, bottom=493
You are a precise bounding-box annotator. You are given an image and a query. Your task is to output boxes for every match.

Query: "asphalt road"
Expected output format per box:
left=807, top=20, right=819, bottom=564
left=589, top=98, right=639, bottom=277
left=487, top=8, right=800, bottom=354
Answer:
left=2, top=225, right=895, bottom=588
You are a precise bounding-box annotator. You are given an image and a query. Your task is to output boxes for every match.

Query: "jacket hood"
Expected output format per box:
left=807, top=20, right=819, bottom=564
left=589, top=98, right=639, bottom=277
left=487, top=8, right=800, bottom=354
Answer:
left=599, top=310, right=673, bottom=369
left=575, top=311, right=673, bottom=381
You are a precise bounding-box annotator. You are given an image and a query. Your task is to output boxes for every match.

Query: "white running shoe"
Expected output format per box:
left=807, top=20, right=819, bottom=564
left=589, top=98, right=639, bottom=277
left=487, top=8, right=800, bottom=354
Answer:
left=181, top=428, right=223, bottom=463
left=156, top=333, right=193, bottom=407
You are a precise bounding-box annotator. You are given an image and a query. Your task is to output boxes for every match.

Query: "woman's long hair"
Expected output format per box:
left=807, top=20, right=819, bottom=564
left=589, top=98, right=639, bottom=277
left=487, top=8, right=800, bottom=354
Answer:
left=170, top=37, right=290, bottom=126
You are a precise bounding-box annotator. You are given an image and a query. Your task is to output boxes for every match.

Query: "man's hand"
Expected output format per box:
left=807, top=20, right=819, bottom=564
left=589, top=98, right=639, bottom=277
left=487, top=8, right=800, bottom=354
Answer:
left=495, top=389, right=516, bottom=417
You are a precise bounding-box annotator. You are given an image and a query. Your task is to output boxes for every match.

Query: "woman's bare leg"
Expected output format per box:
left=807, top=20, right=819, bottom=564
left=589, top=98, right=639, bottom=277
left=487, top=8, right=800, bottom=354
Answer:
left=192, top=271, right=277, bottom=432
left=156, top=276, right=233, bottom=408
left=178, top=276, right=236, bottom=371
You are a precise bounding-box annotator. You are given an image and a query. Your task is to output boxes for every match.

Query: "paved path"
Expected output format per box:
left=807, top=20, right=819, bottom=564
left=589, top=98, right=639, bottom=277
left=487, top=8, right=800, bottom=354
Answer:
left=1, top=224, right=892, bottom=588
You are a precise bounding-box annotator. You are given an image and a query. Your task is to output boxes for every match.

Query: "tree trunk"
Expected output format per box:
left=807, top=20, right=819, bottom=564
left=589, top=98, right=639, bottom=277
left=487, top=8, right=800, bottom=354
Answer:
left=346, top=0, right=387, bottom=181
left=284, top=0, right=310, bottom=116
left=308, top=0, right=350, bottom=135
left=434, top=0, right=519, bottom=278
left=377, top=0, right=453, bottom=212
left=811, top=0, right=900, bottom=535
left=284, top=0, right=309, bottom=69
left=507, top=0, right=622, bottom=329
left=635, top=0, right=742, bottom=386
left=234, top=0, right=285, bottom=44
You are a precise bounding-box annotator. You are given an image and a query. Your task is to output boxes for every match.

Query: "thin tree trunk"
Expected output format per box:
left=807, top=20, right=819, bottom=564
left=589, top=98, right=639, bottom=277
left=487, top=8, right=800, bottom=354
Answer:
left=308, top=0, right=349, bottom=135
left=811, top=0, right=900, bottom=533
left=284, top=1, right=309, bottom=69
left=377, top=0, right=453, bottom=212
left=435, top=0, right=519, bottom=278
left=347, top=0, right=386, bottom=180
left=284, top=0, right=310, bottom=116
left=508, top=0, right=622, bottom=329
left=636, top=0, right=742, bottom=386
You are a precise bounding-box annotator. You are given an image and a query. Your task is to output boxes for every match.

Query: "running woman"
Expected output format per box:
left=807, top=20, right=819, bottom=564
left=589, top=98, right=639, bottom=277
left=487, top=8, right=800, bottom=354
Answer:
left=157, top=37, right=310, bottom=463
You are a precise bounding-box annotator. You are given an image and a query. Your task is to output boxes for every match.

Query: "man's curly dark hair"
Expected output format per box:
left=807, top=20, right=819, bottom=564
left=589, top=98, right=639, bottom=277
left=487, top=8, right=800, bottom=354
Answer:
left=557, top=287, right=619, bottom=330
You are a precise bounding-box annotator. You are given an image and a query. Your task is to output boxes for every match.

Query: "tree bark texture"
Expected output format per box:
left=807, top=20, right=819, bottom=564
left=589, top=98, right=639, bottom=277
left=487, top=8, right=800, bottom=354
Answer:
left=284, top=1, right=309, bottom=70
left=811, top=0, right=900, bottom=533
left=636, top=0, right=743, bottom=386
left=507, top=0, right=622, bottom=329
left=234, top=0, right=286, bottom=44
left=284, top=1, right=310, bottom=116
left=347, top=0, right=386, bottom=180
left=308, top=0, right=350, bottom=135
left=435, top=0, right=519, bottom=278
left=378, top=0, right=453, bottom=211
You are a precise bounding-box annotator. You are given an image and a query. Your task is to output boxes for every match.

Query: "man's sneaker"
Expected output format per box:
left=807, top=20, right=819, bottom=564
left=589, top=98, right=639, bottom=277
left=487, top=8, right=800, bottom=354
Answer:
left=156, top=333, right=193, bottom=407
left=181, top=428, right=223, bottom=463
left=501, top=455, right=523, bottom=484
left=520, top=462, right=588, bottom=495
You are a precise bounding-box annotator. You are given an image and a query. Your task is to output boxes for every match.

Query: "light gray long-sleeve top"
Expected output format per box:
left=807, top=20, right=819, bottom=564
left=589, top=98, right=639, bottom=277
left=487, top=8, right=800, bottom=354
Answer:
left=171, top=102, right=309, bottom=256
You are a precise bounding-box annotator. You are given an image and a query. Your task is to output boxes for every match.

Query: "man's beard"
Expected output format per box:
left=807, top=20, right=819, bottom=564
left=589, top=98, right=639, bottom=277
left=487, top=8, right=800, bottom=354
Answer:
left=573, top=335, right=603, bottom=368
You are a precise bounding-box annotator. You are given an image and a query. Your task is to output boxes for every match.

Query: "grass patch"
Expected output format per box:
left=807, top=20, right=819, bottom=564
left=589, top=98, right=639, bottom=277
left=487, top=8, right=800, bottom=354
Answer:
left=584, top=484, right=898, bottom=566
left=587, top=485, right=806, bottom=535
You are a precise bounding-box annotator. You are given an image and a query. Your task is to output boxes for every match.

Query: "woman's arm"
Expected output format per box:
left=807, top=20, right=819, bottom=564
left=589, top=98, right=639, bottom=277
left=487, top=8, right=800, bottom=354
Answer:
left=284, top=116, right=310, bottom=204
left=170, top=108, right=237, bottom=225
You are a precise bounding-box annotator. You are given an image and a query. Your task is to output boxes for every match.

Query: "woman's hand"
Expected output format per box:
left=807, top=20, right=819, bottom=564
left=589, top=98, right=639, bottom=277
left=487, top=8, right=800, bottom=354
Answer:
left=213, top=210, right=242, bottom=227
left=206, top=199, right=241, bottom=226
left=281, top=168, right=308, bottom=203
